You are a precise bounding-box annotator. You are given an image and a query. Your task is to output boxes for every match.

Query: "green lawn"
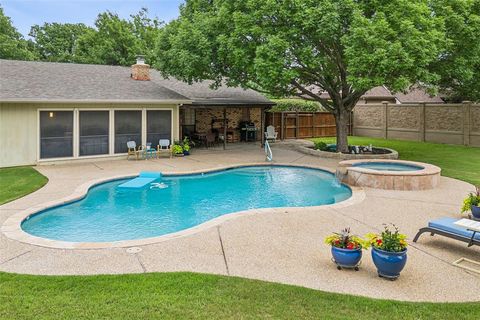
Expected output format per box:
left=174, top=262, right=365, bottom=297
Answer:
left=0, top=272, right=479, bottom=320
left=0, top=166, right=48, bottom=205
left=311, top=136, right=480, bottom=186
left=1, top=142, right=479, bottom=319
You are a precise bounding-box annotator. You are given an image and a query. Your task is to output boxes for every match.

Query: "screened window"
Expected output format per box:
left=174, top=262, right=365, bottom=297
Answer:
left=147, top=110, right=172, bottom=145
left=79, top=111, right=109, bottom=156
left=40, top=111, right=73, bottom=159
left=114, top=111, right=142, bottom=153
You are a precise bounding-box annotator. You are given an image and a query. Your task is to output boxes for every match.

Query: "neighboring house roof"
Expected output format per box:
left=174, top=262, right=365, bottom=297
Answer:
left=362, top=86, right=395, bottom=100
left=300, top=85, right=443, bottom=104
left=394, top=87, right=444, bottom=103
left=0, top=59, right=273, bottom=106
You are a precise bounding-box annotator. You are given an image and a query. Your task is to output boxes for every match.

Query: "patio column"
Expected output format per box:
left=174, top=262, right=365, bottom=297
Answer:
left=223, top=107, right=227, bottom=150
left=261, top=107, right=265, bottom=147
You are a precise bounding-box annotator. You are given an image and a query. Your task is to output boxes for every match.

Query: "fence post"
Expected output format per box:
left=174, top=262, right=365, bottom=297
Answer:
left=281, top=112, right=285, bottom=140
left=463, top=101, right=471, bottom=146
left=295, top=111, right=299, bottom=139
left=419, top=102, right=426, bottom=142
left=382, top=101, right=389, bottom=139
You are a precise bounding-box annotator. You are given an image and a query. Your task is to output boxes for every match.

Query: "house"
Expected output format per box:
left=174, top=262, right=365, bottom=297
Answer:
left=0, top=59, right=274, bottom=168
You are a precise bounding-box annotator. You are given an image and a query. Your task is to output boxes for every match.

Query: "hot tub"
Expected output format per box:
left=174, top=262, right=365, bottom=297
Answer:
left=338, top=159, right=441, bottom=190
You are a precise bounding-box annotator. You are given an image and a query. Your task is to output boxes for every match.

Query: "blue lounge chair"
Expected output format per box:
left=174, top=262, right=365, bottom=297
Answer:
left=413, top=217, right=480, bottom=247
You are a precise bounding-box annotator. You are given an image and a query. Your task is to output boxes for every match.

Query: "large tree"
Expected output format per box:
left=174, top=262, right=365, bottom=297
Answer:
left=29, top=22, right=93, bottom=62
left=156, top=0, right=443, bottom=152
left=75, top=8, right=162, bottom=66
left=0, top=6, right=36, bottom=60
left=430, top=0, right=480, bottom=102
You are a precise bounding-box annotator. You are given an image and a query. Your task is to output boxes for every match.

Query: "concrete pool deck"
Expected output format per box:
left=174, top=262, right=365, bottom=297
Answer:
left=0, top=143, right=479, bottom=302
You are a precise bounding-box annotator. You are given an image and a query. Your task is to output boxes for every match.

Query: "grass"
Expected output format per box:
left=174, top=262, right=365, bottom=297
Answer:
left=311, top=136, right=480, bottom=186
left=0, top=166, right=48, bottom=205
left=1, top=141, right=479, bottom=319
left=0, top=272, right=479, bottom=320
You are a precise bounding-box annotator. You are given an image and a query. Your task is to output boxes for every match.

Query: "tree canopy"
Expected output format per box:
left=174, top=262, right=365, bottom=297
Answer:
left=430, top=0, right=480, bottom=102
left=0, top=6, right=36, bottom=60
left=29, top=23, right=93, bottom=62
left=156, top=0, right=444, bottom=151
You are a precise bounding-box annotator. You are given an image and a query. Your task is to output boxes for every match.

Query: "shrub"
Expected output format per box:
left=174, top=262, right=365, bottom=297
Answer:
left=269, top=99, right=328, bottom=112
left=314, top=141, right=328, bottom=151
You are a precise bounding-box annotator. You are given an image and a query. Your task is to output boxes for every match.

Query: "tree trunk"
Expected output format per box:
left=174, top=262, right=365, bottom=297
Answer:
left=334, top=109, right=350, bottom=153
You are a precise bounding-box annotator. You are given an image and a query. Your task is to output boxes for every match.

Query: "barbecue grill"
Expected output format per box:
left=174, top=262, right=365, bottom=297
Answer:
left=239, top=121, right=257, bottom=142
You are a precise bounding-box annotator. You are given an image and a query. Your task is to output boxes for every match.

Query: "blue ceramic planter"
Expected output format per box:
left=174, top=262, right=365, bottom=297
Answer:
left=331, top=246, right=362, bottom=270
left=471, top=205, right=480, bottom=220
left=371, top=247, right=407, bottom=280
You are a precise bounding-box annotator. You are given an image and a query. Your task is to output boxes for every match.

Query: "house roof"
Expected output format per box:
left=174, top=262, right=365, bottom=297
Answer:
left=301, top=85, right=443, bottom=103
left=0, top=59, right=273, bottom=106
left=394, top=87, right=444, bottom=103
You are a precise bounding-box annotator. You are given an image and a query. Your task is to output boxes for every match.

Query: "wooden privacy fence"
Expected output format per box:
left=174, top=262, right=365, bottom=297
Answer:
left=266, top=111, right=352, bottom=139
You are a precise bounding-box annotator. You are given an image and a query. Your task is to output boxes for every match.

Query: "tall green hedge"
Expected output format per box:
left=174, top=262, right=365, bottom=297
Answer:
left=269, top=99, right=329, bottom=112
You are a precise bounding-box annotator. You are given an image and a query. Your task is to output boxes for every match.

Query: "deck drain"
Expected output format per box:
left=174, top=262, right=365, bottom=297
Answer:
left=126, top=247, right=142, bottom=254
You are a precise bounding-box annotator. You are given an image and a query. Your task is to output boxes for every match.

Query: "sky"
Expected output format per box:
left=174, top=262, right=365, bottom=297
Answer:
left=1, top=0, right=184, bottom=37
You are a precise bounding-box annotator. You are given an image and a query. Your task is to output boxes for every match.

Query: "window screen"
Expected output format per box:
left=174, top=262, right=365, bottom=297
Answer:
left=147, top=110, right=172, bottom=145
left=40, top=111, right=73, bottom=159
left=114, top=110, right=142, bottom=153
left=79, top=111, right=109, bottom=156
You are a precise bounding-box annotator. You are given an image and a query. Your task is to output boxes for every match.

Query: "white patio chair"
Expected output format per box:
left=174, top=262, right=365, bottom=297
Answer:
left=264, top=125, right=278, bottom=142
left=157, top=139, right=172, bottom=158
left=127, top=141, right=144, bottom=160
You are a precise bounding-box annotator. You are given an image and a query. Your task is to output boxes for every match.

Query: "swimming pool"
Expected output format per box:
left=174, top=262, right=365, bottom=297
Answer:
left=352, top=162, right=423, bottom=171
left=21, top=166, right=352, bottom=242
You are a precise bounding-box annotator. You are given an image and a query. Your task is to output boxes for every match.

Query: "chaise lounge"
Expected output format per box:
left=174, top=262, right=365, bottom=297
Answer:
left=413, top=217, right=480, bottom=247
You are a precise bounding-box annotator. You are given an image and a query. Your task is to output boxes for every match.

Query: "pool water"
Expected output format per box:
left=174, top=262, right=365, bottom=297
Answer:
left=352, top=162, right=423, bottom=171
left=22, top=166, right=352, bottom=242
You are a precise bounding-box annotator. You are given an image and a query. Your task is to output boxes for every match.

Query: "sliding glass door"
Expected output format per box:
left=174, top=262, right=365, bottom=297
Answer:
left=147, top=110, right=172, bottom=145
left=114, top=110, right=142, bottom=153
left=39, top=111, right=73, bottom=159
left=79, top=111, right=109, bottom=156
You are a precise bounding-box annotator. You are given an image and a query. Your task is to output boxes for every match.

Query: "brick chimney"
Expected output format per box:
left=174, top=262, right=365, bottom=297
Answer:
left=131, top=55, right=150, bottom=81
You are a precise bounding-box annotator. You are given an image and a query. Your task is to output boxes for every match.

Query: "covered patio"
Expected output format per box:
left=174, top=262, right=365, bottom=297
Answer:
left=179, top=103, right=274, bottom=150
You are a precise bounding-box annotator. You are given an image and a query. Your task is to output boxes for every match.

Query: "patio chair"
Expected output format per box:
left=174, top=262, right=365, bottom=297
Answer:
left=413, top=217, right=480, bottom=247
left=205, top=133, right=216, bottom=148
left=264, top=125, right=278, bottom=142
left=157, top=139, right=172, bottom=158
left=127, top=141, right=144, bottom=160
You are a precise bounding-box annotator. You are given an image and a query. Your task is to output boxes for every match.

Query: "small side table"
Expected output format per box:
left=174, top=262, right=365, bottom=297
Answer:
left=145, top=147, right=157, bottom=159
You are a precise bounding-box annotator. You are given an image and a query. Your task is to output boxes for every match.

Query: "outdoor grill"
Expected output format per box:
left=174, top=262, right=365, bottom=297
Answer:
left=239, top=121, right=257, bottom=142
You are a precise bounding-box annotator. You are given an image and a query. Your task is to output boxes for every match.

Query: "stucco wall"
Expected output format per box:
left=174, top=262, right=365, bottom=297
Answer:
left=353, top=102, right=479, bottom=147
left=0, top=102, right=180, bottom=168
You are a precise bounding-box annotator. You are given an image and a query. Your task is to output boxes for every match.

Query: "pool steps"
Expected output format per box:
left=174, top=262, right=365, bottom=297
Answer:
left=117, top=171, right=162, bottom=189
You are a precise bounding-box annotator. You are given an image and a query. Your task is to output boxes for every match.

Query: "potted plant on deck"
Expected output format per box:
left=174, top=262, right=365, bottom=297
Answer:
left=461, top=186, right=480, bottom=220
left=366, top=224, right=408, bottom=280
left=172, top=142, right=184, bottom=157
left=182, top=137, right=191, bottom=156
left=325, top=228, right=368, bottom=271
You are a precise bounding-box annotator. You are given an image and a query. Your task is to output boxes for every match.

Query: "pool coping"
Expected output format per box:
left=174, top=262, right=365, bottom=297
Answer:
left=1, top=163, right=366, bottom=250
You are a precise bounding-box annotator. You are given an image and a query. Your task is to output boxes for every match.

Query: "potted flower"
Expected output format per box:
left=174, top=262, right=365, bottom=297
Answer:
left=324, top=227, right=369, bottom=271
left=182, top=137, right=191, bottom=156
left=366, top=224, right=407, bottom=280
left=461, top=186, right=480, bottom=220
left=172, top=142, right=184, bottom=157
